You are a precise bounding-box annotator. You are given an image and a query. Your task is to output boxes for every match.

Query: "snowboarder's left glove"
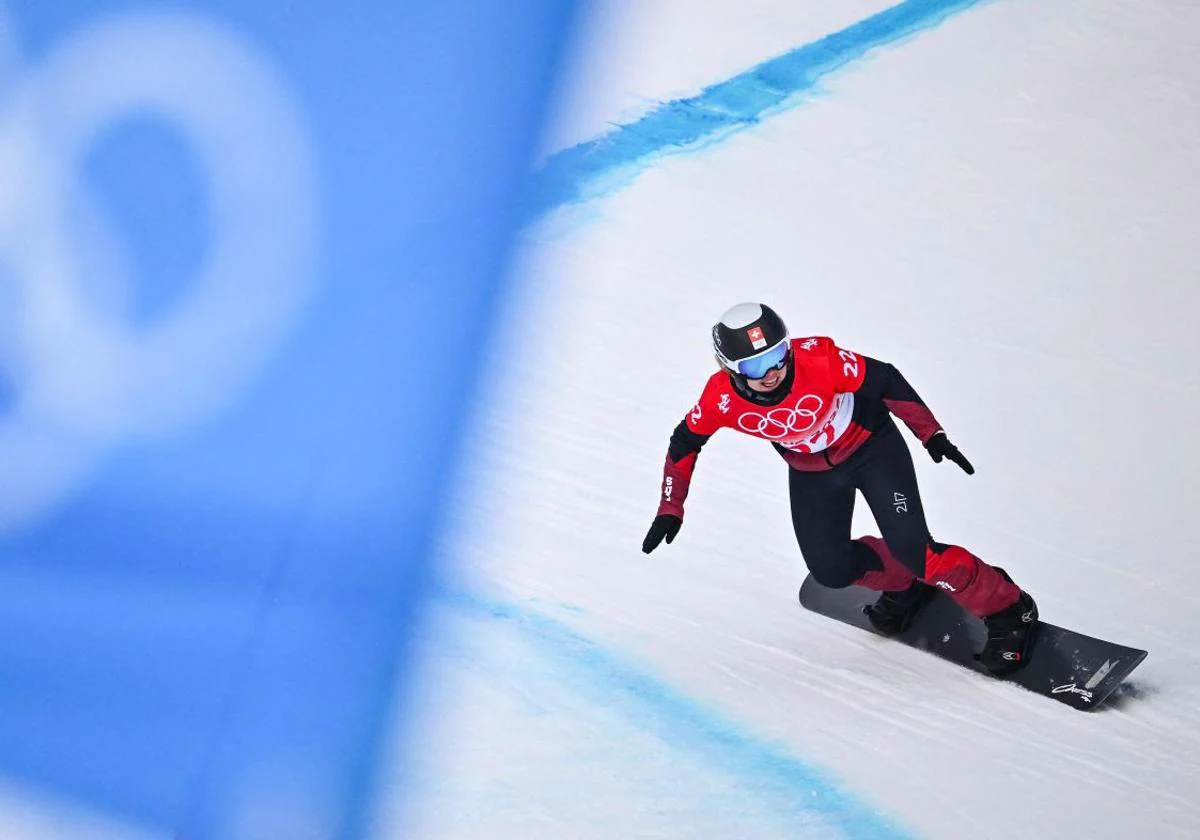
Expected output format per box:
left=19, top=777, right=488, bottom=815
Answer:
left=925, top=431, right=974, bottom=475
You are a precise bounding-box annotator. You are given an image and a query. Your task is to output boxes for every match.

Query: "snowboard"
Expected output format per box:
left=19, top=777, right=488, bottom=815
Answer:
left=798, top=575, right=1148, bottom=711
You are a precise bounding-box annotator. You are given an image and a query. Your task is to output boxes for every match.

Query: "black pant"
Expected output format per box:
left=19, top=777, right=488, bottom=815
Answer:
left=788, top=418, right=936, bottom=587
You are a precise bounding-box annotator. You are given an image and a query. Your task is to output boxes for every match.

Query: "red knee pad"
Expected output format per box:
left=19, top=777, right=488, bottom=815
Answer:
left=924, top=545, right=1020, bottom=617
left=852, top=536, right=917, bottom=592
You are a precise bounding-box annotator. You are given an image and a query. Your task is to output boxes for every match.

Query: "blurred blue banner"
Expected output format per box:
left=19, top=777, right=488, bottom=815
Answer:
left=0, top=1, right=580, bottom=837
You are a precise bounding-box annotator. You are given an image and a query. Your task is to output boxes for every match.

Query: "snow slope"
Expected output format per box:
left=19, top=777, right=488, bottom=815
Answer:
left=387, top=1, right=1200, bottom=838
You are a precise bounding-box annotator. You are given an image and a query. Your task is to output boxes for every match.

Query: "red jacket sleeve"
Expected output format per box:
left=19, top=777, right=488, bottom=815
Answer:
left=851, top=354, right=943, bottom=443
left=656, top=390, right=721, bottom=517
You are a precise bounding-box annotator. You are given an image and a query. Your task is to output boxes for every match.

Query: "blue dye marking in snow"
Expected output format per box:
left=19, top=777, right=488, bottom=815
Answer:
left=440, top=588, right=917, bottom=840
left=526, top=0, right=991, bottom=219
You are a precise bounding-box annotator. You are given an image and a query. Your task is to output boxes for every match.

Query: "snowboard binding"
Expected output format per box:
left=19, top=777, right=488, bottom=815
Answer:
left=863, top=580, right=936, bottom=637
left=975, top=589, right=1039, bottom=677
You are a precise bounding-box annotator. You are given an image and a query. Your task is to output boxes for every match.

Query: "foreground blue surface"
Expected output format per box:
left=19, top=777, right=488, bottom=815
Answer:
left=0, top=2, right=580, bottom=837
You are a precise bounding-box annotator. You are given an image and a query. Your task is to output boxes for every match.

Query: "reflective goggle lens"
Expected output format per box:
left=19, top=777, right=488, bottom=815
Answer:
left=736, top=340, right=789, bottom=379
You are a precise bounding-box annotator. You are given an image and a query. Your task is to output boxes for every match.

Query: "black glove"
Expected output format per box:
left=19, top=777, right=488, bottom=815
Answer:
left=642, top=513, right=682, bottom=554
left=925, top=431, right=974, bottom=475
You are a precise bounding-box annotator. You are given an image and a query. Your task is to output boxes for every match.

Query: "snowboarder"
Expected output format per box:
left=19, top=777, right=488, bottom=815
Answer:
left=641, top=302, right=1038, bottom=675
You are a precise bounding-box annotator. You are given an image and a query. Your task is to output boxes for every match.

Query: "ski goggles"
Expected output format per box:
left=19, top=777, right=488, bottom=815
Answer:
left=728, top=339, right=790, bottom=380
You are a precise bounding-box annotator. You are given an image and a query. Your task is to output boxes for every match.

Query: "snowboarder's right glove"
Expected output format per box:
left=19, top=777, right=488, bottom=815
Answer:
left=925, top=431, right=975, bottom=475
left=642, top=513, right=682, bottom=554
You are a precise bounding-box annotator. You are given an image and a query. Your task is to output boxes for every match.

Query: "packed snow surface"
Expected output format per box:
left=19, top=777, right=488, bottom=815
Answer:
left=388, top=1, right=1200, bottom=838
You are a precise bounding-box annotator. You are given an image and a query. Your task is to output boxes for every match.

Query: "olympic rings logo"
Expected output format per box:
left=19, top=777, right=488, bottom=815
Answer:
left=0, top=9, right=318, bottom=533
left=737, top=394, right=825, bottom=440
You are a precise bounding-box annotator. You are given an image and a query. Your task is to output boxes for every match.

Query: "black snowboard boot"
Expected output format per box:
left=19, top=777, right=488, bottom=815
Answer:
left=978, top=572, right=1039, bottom=676
left=864, top=580, right=936, bottom=637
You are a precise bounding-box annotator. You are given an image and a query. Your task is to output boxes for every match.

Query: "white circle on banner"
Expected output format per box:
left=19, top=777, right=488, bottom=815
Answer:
left=0, top=10, right=319, bottom=532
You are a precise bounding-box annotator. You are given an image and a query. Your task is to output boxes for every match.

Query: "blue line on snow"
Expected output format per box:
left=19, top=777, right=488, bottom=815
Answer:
left=526, top=0, right=991, bottom=219
left=441, top=589, right=917, bottom=840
